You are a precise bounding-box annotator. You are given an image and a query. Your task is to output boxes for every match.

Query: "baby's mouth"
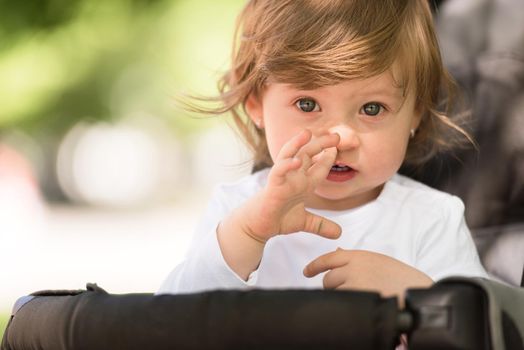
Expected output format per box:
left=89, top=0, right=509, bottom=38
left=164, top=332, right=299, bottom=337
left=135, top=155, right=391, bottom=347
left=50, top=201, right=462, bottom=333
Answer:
left=330, top=164, right=352, bottom=172
left=327, top=163, right=357, bottom=182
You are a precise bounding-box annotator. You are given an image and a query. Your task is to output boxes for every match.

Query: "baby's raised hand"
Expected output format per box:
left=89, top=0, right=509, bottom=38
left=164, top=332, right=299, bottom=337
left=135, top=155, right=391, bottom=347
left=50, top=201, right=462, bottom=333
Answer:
left=303, top=249, right=434, bottom=307
left=242, top=129, right=342, bottom=242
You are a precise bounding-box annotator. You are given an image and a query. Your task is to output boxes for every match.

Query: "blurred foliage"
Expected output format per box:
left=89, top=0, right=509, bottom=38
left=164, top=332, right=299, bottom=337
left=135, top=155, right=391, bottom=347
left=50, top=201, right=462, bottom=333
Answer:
left=0, top=0, right=244, bottom=139
left=0, top=0, right=80, bottom=46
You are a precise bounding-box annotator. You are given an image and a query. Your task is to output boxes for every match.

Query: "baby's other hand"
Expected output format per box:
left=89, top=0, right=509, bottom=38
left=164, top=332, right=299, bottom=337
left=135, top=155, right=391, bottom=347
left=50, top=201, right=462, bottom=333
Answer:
left=303, top=249, right=433, bottom=307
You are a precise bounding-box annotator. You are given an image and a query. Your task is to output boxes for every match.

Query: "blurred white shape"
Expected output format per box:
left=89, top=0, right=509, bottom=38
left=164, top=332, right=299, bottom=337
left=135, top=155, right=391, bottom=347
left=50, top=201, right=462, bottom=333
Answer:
left=57, top=120, right=182, bottom=207
left=74, top=124, right=158, bottom=206
left=191, top=123, right=253, bottom=189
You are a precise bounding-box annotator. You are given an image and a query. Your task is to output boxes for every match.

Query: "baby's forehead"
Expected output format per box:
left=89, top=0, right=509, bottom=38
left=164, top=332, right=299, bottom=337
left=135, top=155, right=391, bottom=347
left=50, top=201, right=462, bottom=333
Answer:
left=268, top=67, right=410, bottom=97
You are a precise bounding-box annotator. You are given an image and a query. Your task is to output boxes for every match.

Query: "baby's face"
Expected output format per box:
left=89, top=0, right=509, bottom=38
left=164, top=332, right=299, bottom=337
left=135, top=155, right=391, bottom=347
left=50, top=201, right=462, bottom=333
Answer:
left=248, top=70, right=421, bottom=210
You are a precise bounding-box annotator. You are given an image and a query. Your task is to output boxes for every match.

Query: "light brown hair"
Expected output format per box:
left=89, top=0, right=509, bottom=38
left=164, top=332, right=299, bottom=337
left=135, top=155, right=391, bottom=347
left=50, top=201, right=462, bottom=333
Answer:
left=191, top=0, right=472, bottom=170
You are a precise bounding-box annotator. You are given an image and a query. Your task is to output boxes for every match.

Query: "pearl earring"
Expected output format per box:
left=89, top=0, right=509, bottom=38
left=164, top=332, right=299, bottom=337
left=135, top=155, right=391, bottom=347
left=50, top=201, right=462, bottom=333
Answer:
left=255, top=119, right=263, bottom=128
left=410, top=129, right=416, bottom=139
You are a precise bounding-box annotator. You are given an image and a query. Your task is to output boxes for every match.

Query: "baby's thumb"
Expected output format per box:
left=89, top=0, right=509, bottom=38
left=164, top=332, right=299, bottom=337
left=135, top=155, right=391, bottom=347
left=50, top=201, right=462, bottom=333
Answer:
left=303, top=212, right=341, bottom=239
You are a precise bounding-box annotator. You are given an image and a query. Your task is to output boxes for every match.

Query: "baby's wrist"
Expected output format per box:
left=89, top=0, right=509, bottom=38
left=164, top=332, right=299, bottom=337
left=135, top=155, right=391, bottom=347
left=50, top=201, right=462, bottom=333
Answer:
left=240, top=223, right=268, bottom=245
left=220, top=202, right=271, bottom=246
left=234, top=200, right=270, bottom=245
left=217, top=213, right=266, bottom=280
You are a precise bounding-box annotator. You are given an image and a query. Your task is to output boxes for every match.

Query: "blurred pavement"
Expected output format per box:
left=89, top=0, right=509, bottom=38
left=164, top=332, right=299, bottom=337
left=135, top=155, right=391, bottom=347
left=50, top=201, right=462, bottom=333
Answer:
left=0, top=199, right=204, bottom=312
left=0, top=124, right=252, bottom=312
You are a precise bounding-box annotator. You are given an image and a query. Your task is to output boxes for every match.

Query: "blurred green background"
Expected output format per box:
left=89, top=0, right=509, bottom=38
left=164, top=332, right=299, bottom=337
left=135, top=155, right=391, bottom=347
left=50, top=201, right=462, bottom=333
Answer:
left=0, top=0, right=246, bottom=339
left=0, top=0, right=243, bottom=130
left=0, top=0, right=245, bottom=200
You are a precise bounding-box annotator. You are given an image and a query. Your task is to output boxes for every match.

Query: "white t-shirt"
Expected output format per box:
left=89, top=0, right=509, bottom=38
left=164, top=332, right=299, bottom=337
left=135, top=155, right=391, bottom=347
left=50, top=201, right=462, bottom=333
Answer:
left=158, top=170, right=488, bottom=294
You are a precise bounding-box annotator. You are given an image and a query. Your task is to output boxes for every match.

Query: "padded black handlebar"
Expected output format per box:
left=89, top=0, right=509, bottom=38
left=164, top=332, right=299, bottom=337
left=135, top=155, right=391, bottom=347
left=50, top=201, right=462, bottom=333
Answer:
left=2, top=278, right=523, bottom=350
left=1, top=286, right=400, bottom=350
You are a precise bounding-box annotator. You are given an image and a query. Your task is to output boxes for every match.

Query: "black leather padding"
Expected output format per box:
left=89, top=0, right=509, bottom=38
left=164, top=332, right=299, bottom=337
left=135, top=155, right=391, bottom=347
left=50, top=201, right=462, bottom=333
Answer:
left=405, top=282, right=491, bottom=350
left=406, top=277, right=524, bottom=350
left=1, top=287, right=400, bottom=350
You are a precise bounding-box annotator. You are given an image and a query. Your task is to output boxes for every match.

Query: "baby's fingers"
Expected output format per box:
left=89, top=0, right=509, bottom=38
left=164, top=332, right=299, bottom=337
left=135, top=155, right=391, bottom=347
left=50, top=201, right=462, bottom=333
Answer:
left=303, top=211, right=341, bottom=240
left=268, top=157, right=302, bottom=186
left=308, top=146, right=337, bottom=184
left=296, top=133, right=340, bottom=170
left=276, top=129, right=312, bottom=162
left=321, top=268, right=347, bottom=289
left=303, top=248, right=347, bottom=278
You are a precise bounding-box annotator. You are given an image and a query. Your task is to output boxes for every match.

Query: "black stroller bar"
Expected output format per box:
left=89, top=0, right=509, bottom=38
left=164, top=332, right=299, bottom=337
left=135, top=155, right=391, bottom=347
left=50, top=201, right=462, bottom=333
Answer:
left=2, top=278, right=523, bottom=350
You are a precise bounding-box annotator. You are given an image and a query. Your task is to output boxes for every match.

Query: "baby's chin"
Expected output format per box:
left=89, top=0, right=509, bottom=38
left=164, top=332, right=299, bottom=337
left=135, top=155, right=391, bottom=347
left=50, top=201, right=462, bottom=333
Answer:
left=309, top=183, right=383, bottom=210
left=306, top=188, right=358, bottom=210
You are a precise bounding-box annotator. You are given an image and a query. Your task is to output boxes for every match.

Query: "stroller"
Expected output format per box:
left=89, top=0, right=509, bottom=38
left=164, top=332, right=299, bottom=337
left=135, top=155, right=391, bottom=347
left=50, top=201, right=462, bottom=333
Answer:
left=2, top=0, right=523, bottom=348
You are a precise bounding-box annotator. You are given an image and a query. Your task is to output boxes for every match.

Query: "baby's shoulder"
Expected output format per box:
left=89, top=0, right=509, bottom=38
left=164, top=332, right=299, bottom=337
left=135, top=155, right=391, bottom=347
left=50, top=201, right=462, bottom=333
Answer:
left=382, top=174, right=465, bottom=217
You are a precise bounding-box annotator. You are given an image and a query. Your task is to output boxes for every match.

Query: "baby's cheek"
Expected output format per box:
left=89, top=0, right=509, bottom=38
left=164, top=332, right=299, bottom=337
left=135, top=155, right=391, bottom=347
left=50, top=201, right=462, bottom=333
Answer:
left=266, top=127, right=303, bottom=161
left=267, top=137, right=287, bottom=162
left=365, top=145, right=407, bottom=178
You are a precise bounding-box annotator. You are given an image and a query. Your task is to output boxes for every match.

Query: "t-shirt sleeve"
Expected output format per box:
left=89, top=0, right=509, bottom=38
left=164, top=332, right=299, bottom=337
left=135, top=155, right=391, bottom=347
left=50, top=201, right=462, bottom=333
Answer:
left=415, top=196, right=489, bottom=282
left=156, top=185, right=258, bottom=295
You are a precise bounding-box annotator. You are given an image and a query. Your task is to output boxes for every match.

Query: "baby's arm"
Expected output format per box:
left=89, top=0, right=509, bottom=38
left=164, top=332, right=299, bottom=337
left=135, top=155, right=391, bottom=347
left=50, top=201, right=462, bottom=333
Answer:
left=217, top=129, right=342, bottom=280
left=302, top=195, right=486, bottom=304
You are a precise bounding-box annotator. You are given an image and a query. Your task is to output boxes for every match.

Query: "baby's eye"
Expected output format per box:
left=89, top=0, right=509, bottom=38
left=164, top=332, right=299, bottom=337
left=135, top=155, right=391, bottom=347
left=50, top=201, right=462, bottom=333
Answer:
left=360, top=102, right=384, bottom=116
left=296, top=98, right=320, bottom=112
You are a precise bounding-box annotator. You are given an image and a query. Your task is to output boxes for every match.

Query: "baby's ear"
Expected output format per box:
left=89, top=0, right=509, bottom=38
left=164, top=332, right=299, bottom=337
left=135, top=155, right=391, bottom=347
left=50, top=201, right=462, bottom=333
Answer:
left=245, top=93, right=264, bottom=127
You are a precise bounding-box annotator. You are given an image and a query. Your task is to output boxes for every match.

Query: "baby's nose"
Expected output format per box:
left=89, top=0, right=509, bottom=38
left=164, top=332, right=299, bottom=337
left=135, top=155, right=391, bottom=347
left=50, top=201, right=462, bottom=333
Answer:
left=328, top=125, right=360, bottom=150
